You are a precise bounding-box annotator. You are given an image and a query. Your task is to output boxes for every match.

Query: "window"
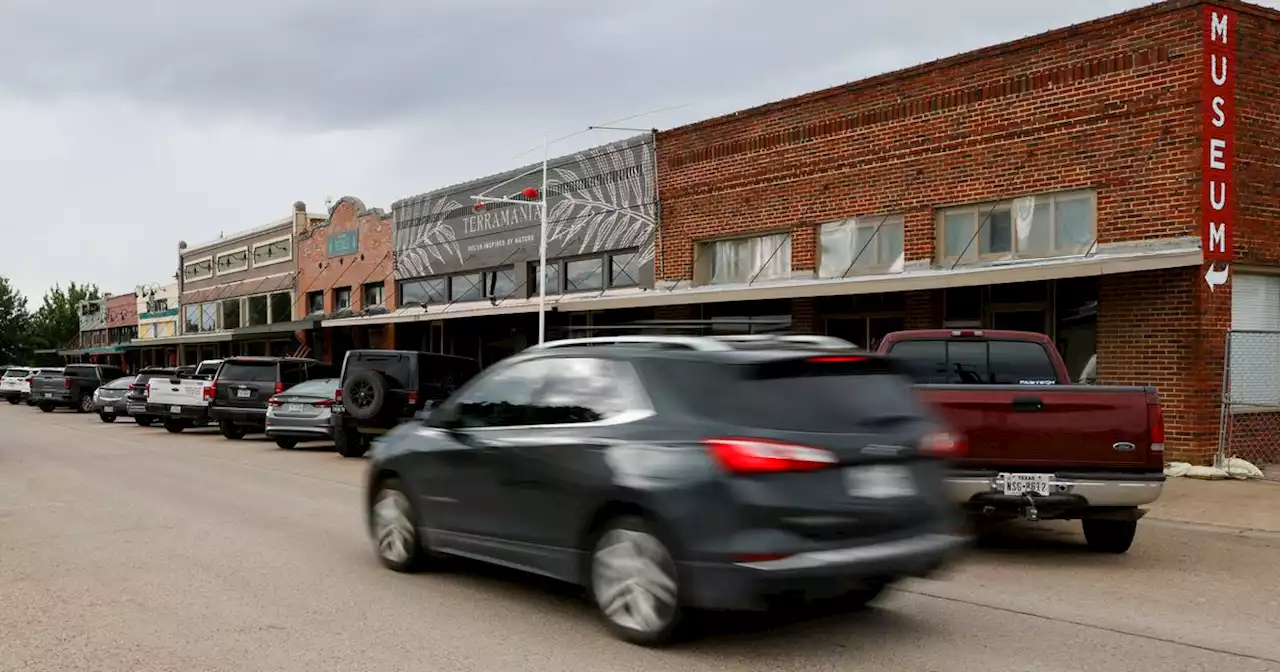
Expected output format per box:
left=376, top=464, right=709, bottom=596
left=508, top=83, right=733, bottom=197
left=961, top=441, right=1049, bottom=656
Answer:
left=215, top=248, right=249, bottom=274
left=185, top=303, right=217, bottom=333
left=247, top=295, right=269, bottom=326
left=885, top=339, right=1060, bottom=385
left=146, top=298, right=170, bottom=313
left=451, top=358, right=553, bottom=427
left=399, top=278, right=447, bottom=305
left=201, top=303, right=217, bottom=331
left=156, top=321, right=175, bottom=338
left=252, top=237, right=292, bottom=267
left=609, top=251, right=640, bottom=287
left=696, top=232, right=791, bottom=286
left=448, top=357, right=642, bottom=428
left=306, top=291, right=324, bottom=314
left=818, top=215, right=905, bottom=277
left=140, top=324, right=155, bottom=339
left=183, top=258, right=213, bottom=282
left=486, top=268, right=516, bottom=300
left=449, top=274, right=483, bottom=302
left=566, top=258, right=604, bottom=292
left=221, top=299, right=241, bottom=330
left=362, top=282, right=385, bottom=308
left=333, top=287, right=352, bottom=310
left=1229, top=274, right=1280, bottom=408
left=269, top=292, right=291, bottom=323
left=531, top=263, right=561, bottom=295
left=937, top=191, right=1096, bottom=264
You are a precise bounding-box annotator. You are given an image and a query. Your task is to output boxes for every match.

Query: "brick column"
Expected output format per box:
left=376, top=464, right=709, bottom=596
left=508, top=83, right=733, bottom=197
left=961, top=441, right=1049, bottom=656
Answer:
left=791, top=298, right=818, bottom=334
left=904, top=290, right=942, bottom=329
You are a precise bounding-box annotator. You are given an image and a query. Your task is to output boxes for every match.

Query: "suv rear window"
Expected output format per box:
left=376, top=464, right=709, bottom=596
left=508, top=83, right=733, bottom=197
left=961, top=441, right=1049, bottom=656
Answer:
left=4, top=369, right=29, bottom=378
left=347, top=353, right=412, bottom=388
left=217, top=361, right=277, bottom=382
left=885, top=339, right=1060, bottom=385
left=652, top=359, right=927, bottom=433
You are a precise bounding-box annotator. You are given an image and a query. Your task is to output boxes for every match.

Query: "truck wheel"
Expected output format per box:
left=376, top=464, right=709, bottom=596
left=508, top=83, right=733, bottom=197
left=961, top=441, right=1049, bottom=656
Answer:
left=99, top=413, right=116, bottom=423
left=335, top=428, right=367, bottom=458
left=135, top=416, right=154, bottom=427
left=163, top=419, right=186, bottom=434
left=38, top=404, right=54, bottom=413
left=1082, top=519, right=1137, bottom=554
left=77, top=395, right=93, bottom=413
left=6, top=397, right=18, bottom=405
left=219, top=421, right=245, bottom=440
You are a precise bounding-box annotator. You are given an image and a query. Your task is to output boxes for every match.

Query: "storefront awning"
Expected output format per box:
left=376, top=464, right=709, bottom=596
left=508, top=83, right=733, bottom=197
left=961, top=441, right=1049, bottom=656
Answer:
left=230, top=319, right=318, bottom=340
left=129, top=332, right=232, bottom=347
left=57, top=345, right=129, bottom=356
left=322, top=238, right=1204, bottom=328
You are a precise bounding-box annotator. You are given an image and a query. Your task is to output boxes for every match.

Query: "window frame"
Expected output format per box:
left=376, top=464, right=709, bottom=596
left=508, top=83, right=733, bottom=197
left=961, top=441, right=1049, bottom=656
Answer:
left=183, top=256, right=214, bottom=282
left=564, top=256, right=606, bottom=293
left=306, top=291, right=325, bottom=314
left=251, top=235, right=293, bottom=268
left=268, top=291, right=292, bottom=323
left=694, top=231, right=792, bottom=286
left=935, top=190, right=1098, bottom=266
left=362, top=282, right=386, bottom=308
left=608, top=249, right=641, bottom=288
left=333, top=287, right=353, bottom=311
left=817, top=214, right=906, bottom=278
left=214, top=246, right=250, bottom=275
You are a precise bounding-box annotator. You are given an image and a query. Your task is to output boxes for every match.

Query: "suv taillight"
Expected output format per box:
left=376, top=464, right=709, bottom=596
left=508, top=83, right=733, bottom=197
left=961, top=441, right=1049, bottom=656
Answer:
left=406, top=391, right=419, bottom=406
left=334, top=388, right=342, bottom=402
left=203, top=383, right=215, bottom=402
left=64, top=377, right=71, bottom=389
left=275, top=381, right=284, bottom=395
left=919, top=431, right=966, bottom=459
left=704, top=438, right=838, bottom=474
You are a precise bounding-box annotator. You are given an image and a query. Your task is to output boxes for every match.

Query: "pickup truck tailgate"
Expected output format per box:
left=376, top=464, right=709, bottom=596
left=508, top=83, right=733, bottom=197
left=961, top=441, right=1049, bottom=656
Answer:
left=916, top=384, right=1155, bottom=469
left=148, top=378, right=206, bottom=406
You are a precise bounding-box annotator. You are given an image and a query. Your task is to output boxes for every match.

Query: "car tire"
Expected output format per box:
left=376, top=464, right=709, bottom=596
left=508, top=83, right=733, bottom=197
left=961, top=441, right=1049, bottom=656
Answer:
left=163, top=419, right=186, bottom=434
left=342, top=370, right=393, bottom=421
left=275, top=438, right=298, bottom=450
left=842, top=578, right=891, bottom=609
left=135, top=416, right=154, bottom=427
left=6, top=397, right=18, bottom=405
left=1082, top=518, right=1138, bottom=554
left=218, top=421, right=246, bottom=440
left=38, top=404, right=54, bottom=413
left=589, top=516, right=684, bottom=647
left=99, top=413, right=116, bottom=423
left=335, top=427, right=367, bottom=458
left=77, top=395, right=93, bottom=413
left=369, top=477, right=437, bottom=573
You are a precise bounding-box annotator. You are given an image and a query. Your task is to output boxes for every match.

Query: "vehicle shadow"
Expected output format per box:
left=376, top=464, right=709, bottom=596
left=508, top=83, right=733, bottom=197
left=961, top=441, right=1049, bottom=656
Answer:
left=966, top=519, right=1104, bottom=558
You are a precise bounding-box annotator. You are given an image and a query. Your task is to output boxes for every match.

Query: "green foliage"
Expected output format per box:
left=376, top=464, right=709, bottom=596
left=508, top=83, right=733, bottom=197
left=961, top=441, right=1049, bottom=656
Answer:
left=0, top=278, right=32, bottom=363
left=29, top=282, right=100, bottom=352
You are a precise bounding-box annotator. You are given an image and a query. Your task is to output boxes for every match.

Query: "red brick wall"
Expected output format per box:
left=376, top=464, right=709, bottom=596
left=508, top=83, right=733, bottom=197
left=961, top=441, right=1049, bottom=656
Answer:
left=105, top=293, right=138, bottom=328
left=1234, top=5, right=1280, bottom=265
left=656, top=2, right=1207, bottom=280
left=295, top=197, right=397, bottom=317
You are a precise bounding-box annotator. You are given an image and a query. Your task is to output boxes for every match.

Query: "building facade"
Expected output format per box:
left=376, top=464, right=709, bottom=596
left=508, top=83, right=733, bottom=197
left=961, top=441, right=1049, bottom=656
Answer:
left=294, top=197, right=396, bottom=364
left=77, top=297, right=108, bottom=353
left=133, top=281, right=180, bottom=367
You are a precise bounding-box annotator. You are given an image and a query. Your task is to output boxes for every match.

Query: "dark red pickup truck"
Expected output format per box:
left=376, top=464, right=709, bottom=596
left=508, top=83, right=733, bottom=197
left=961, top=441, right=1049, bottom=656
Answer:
left=876, top=329, right=1166, bottom=554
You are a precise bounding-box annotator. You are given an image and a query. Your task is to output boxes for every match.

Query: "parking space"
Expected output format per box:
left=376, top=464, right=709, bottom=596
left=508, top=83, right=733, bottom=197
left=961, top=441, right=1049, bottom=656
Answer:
left=2, top=404, right=1278, bottom=671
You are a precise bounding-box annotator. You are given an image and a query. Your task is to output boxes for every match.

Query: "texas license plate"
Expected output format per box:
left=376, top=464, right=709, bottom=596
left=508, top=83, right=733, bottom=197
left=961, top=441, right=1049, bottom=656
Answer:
left=170, top=406, right=181, bottom=414
left=844, top=464, right=916, bottom=499
left=331, top=404, right=344, bottom=414
left=286, top=403, right=304, bottom=413
left=236, top=389, right=251, bottom=398
left=1000, top=473, right=1054, bottom=496
left=43, top=392, right=51, bottom=398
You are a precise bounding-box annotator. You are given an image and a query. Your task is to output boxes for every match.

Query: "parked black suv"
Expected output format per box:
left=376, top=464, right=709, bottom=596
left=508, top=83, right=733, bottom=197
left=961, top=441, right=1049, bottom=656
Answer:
left=334, top=349, right=480, bottom=458
left=30, top=363, right=126, bottom=413
left=209, top=357, right=333, bottom=439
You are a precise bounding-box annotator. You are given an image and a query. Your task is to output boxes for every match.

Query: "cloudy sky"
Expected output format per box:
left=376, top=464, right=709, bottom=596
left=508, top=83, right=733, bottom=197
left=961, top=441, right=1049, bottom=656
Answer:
left=1, top=0, right=1272, bottom=304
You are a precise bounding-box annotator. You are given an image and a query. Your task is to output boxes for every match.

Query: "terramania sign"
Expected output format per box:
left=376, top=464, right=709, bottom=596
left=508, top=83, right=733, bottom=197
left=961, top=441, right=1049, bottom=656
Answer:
left=1202, top=5, right=1236, bottom=284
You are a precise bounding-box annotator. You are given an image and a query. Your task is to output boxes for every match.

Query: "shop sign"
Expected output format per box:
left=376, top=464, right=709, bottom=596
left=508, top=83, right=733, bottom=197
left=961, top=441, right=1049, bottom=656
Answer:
left=327, top=230, right=359, bottom=257
left=1202, top=5, right=1236, bottom=290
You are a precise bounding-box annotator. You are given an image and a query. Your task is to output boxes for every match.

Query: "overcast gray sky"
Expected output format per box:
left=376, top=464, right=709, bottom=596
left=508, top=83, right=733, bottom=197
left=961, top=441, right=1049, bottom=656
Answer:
left=2, top=0, right=1272, bottom=303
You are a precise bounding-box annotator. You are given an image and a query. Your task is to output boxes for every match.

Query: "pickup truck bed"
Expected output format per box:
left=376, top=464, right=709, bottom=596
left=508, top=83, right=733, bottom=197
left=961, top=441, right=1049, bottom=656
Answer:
left=878, top=329, right=1165, bottom=554
left=145, top=360, right=221, bottom=432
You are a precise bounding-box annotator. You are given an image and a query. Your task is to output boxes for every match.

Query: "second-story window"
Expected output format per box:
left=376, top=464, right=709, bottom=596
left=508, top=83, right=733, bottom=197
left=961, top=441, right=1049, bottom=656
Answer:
left=215, top=248, right=249, bottom=274
left=306, top=291, right=324, bottom=314
left=362, top=282, right=385, bottom=308
left=695, top=232, right=791, bottom=286
left=183, top=258, right=213, bottom=282
left=818, top=215, right=905, bottom=277
left=334, top=287, right=352, bottom=310
left=937, top=190, right=1096, bottom=265
left=253, top=237, right=292, bottom=267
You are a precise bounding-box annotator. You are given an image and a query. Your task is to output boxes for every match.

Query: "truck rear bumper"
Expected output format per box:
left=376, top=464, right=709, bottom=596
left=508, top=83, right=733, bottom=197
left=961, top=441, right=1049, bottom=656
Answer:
left=948, top=471, right=1164, bottom=509
left=146, top=403, right=212, bottom=423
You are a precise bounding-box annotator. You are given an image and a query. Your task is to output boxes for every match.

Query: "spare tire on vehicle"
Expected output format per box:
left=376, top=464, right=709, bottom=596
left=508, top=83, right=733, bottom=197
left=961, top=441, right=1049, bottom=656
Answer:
left=342, top=370, right=396, bottom=421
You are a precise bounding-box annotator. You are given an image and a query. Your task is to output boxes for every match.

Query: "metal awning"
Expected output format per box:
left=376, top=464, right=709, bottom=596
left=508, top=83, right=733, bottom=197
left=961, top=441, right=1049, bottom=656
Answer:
left=129, top=332, right=233, bottom=347
left=230, top=319, right=318, bottom=340
left=57, top=345, right=128, bottom=356
left=321, top=238, right=1203, bottom=328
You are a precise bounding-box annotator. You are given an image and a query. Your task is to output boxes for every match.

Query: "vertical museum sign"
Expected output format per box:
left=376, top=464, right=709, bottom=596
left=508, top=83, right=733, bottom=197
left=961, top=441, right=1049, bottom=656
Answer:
left=1202, top=6, right=1236, bottom=265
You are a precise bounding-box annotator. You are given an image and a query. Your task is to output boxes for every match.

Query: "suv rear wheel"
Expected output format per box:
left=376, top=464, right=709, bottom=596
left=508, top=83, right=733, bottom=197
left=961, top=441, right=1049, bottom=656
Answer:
left=219, top=421, right=246, bottom=440
left=335, top=427, right=367, bottom=458
left=77, top=395, right=93, bottom=413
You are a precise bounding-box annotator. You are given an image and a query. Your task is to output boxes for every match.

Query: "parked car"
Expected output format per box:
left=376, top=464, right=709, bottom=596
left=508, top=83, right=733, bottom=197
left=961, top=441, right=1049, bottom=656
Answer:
left=30, top=364, right=126, bottom=413
left=209, top=357, right=333, bottom=439
left=14, top=367, right=60, bottom=405
left=145, top=359, right=223, bottom=433
left=125, top=367, right=182, bottom=427
left=876, top=329, right=1165, bottom=553
left=265, top=377, right=340, bottom=449
left=365, top=335, right=965, bottom=646
left=334, top=349, right=480, bottom=458
left=0, top=367, right=35, bottom=404
left=92, top=375, right=138, bottom=422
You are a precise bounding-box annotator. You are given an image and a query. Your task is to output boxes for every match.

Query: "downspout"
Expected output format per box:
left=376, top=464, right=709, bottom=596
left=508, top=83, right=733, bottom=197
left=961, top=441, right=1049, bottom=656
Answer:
left=651, top=128, right=664, bottom=283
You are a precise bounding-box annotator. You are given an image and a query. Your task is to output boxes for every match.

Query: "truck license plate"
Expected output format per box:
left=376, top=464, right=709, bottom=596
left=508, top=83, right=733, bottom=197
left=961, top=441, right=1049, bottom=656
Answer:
left=170, top=406, right=181, bottom=414
left=43, top=392, right=51, bottom=398
left=844, top=465, right=916, bottom=499
left=1000, top=473, right=1054, bottom=496
left=237, top=389, right=251, bottom=398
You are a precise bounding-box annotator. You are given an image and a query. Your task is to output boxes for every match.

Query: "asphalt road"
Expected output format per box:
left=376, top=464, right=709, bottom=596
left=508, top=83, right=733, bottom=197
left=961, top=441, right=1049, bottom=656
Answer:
left=2, top=405, right=1278, bottom=672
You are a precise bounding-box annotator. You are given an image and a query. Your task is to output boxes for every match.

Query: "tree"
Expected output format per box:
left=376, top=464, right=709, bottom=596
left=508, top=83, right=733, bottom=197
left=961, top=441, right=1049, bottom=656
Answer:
left=30, top=282, right=99, bottom=351
left=0, top=277, right=32, bottom=364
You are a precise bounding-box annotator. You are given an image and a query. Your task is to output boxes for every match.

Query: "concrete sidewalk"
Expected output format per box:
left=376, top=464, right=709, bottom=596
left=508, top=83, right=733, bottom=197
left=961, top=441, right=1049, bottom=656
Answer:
left=1146, top=476, right=1280, bottom=533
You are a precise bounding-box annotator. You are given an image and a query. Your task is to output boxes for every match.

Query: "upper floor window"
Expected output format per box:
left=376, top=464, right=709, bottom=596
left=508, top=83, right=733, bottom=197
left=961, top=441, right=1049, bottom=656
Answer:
left=695, top=232, right=791, bottom=286
left=183, top=302, right=218, bottom=334
left=363, top=282, right=385, bottom=308
left=215, top=248, right=249, bottom=274
left=183, top=258, right=213, bottom=282
left=306, top=291, right=324, bottom=314
left=252, top=237, right=292, bottom=267
left=937, top=191, right=1096, bottom=265
left=818, top=214, right=905, bottom=278
left=334, top=287, right=352, bottom=310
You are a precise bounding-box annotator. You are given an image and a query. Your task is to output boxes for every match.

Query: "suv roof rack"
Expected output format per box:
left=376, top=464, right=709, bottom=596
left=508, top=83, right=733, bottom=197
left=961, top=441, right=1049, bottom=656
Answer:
left=528, top=336, right=734, bottom=352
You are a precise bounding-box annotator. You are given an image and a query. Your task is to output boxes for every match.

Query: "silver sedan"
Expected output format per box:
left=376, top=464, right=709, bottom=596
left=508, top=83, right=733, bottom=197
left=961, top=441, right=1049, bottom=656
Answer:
left=265, top=378, right=339, bottom=450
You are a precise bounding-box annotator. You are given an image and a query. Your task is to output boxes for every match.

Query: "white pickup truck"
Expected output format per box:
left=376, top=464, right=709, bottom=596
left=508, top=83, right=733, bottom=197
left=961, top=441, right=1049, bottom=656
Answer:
left=145, top=359, right=222, bottom=433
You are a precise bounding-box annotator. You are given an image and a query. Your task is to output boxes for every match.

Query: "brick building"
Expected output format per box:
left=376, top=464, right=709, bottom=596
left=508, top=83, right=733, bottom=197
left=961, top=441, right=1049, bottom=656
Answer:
left=294, top=197, right=397, bottom=364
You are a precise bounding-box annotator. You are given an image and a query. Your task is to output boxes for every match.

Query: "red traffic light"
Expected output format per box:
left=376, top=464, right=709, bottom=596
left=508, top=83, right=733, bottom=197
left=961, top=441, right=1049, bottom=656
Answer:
left=521, top=187, right=540, bottom=200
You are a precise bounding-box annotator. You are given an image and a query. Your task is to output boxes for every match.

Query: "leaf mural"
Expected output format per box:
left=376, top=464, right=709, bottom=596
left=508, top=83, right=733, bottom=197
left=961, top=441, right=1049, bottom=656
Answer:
left=546, top=140, right=657, bottom=265
left=397, top=196, right=464, bottom=277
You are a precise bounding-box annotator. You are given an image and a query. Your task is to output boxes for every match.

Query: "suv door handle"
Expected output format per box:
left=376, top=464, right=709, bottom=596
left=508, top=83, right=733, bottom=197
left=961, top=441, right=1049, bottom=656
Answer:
left=1011, top=396, right=1044, bottom=412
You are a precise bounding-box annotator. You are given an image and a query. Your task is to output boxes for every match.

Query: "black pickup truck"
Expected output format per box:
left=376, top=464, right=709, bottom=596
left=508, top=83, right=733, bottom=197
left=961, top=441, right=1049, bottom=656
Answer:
left=31, top=363, right=127, bottom=413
